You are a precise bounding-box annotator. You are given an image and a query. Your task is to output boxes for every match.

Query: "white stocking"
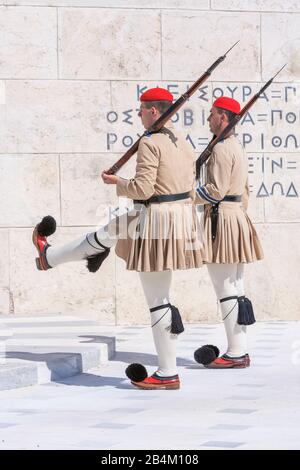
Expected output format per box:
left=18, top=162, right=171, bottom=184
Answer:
left=46, top=206, right=137, bottom=267
left=139, top=271, right=178, bottom=377
left=207, top=263, right=247, bottom=357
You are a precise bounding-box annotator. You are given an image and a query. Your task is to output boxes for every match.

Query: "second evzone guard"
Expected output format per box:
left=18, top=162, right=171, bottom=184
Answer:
left=194, top=96, right=264, bottom=368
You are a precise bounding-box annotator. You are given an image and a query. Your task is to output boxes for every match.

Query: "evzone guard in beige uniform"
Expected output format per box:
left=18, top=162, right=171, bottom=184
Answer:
left=194, top=96, right=264, bottom=369
left=32, top=87, right=203, bottom=390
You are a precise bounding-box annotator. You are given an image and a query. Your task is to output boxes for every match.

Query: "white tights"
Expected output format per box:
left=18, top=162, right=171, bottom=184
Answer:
left=207, top=263, right=247, bottom=357
left=46, top=207, right=134, bottom=267
left=139, top=271, right=178, bottom=377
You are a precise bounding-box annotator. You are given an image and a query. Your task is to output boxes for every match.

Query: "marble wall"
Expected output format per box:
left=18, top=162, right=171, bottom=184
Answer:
left=0, top=1, right=299, bottom=323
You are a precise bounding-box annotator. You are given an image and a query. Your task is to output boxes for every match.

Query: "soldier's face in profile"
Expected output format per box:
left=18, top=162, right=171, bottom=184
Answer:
left=207, top=106, right=227, bottom=135
left=138, top=103, right=157, bottom=129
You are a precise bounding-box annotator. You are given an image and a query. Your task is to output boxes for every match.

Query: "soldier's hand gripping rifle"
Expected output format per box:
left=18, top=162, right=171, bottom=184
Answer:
left=195, top=64, right=287, bottom=179
left=105, top=41, right=239, bottom=175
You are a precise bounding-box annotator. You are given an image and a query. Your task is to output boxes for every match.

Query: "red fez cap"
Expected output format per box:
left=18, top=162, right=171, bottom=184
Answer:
left=140, top=87, right=173, bottom=102
left=213, top=96, right=241, bottom=114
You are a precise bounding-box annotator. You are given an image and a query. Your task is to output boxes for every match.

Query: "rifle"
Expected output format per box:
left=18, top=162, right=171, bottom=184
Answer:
left=106, top=41, right=239, bottom=175
left=195, top=64, right=286, bottom=179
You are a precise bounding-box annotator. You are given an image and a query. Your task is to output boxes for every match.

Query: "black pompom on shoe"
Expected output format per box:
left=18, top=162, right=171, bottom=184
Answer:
left=194, top=344, right=219, bottom=365
left=125, top=363, right=148, bottom=382
left=36, top=216, right=57, bottom=237
left=205, top=344, right=220, bottom=358
left=86, top=249, right=110, bottom=273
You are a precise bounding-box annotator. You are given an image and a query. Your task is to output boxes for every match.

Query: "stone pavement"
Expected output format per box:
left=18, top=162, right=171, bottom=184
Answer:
left=0, top=319, right=299, bottom=450
left=0, top=315, right=115, bottom=390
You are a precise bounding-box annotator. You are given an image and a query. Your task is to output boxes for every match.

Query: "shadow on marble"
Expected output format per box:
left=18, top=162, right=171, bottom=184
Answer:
left=55, top=372, right=129, bottom=389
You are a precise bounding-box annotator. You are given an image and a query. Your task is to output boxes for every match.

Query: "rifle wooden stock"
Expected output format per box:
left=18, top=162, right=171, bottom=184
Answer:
left=195, top=65, right=286, bottom=179
left=106, top=41, right=239, bottom=175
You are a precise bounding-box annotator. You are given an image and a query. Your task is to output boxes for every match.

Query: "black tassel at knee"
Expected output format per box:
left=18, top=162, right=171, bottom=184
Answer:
left=170, top=305, right=184, bottom=335
left=237, top=296, right=256, bottom=325
left=86, top=249, right=110, bottom=273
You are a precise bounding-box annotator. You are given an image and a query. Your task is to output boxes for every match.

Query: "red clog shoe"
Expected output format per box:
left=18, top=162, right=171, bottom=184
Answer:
left=132, top=373, right=180, bottom=390
left=204, top=353, right=250, bottom=369
left=32, top=216, right=56, bottom=271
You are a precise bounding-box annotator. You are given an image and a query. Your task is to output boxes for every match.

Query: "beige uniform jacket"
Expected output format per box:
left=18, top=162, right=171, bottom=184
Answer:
left=116, top=122, right=195, bottom=201
left=115, top=122, right=203, bottom=272
left=195, top=135, right=249, bottom=208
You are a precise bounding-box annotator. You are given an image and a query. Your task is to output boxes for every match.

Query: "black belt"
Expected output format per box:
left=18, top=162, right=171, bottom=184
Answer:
left=211, top=195, right=242, bottom=241
left=134, top=191, right=190, bottom=206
